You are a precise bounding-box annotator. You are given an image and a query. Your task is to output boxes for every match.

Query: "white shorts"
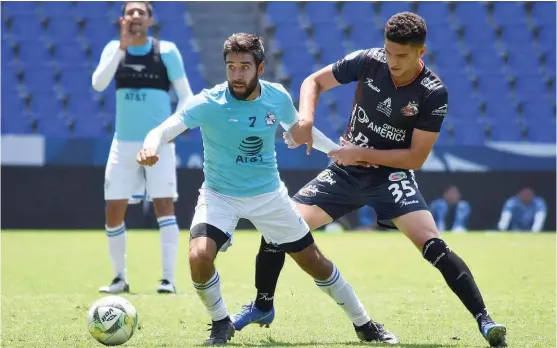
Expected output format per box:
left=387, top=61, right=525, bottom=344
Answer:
left=104, top=138, right=178, bottom=201
left=190, top=183, right=310, bottom=251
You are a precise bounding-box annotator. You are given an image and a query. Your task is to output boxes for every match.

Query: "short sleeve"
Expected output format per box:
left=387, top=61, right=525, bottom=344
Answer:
left=415, top=87, right=448, bottom=132
left=331, top=49, right=370, bottom=84
left=278, top=90, right=297, bottom=125
left=177, top=92, right=210, bottom=129
left=161, top=42, right=186, bottom=82
left=502, top=198, right=516, bottom=212
left=534, top=197, right=547, bottom=212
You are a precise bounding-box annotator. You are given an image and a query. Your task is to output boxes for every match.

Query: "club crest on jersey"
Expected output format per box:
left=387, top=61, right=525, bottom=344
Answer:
left=401, top=101, right=419, bottom=117
left=265, top=111, right=276, bottom=126
left=388, top=171, right=407, bottom=182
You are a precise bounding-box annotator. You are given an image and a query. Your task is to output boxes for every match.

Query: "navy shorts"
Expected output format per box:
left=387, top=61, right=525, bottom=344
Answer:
left=292, top=164, right=429, bottom=229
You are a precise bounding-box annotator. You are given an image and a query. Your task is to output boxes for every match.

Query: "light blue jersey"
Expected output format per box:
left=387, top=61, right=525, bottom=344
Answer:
left=99, top=37, right=186, bottom=141
left=502, top=196, right=547, bottom=231
left=178, top=80, right=297, bottom=197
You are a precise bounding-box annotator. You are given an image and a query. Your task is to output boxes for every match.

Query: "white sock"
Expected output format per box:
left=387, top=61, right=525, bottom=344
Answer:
left=106, top=223, right=127, bottom=280
left=193, top=271, right=228, bottom=321
left=315, top=265, right=371, bottom=327
left=158, top=215, right=179, bottom=284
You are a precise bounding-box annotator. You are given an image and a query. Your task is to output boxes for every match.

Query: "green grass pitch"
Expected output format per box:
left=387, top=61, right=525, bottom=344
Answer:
left=2, top=230, right=555, bottom=347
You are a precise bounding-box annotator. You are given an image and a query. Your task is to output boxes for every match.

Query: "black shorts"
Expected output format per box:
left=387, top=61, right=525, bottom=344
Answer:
left=292, top=164, right=429, bottom=229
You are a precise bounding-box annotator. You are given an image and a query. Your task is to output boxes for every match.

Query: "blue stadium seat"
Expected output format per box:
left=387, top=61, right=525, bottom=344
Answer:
left=500, top=25, right=533, bottom=44
left=514, top=75, right=549, bottom=97
left=521, top=98, right=555, bottom=119
left=492, top=2, right=527, bottom=27
left=83, top=18, right=118, bottom=45
left=71, top=116, right=105, bottom=137
left=22, top=66, right=57, bottom=91
left=45, top=18, right=79, bottom=42
left=484, top=100, right=519, bottom=121
left=435, top=50, right=469, bottom=72
left=8, top=15, right=44, bottom=40
left=452, top=121, right=486, bottom=145
left=349, top=23, right=382, bottom=50
left=74, top=1, right=111, bottom=18
left=489, top=121, right=525, bottom=142
left=504, top=47, right=542, bottom=76
left=40, top=1, right=75, bottom=17
left=29, top=92, right=64, bottom=117
left=2, top=2, right=37, bottom=16
left=526, top=119, right=556, bottom=143
left=531, top=1, right=556, bottom=29
left=266, top=2, right=300, bottom=25
left=36, top=115, right=71, bottom=137
left=340, top=2, right=374, bottom=25
left=538, top=26, right=556, bottom=45
left=16, top=41, right=51, bottom=63
left=282, top=50, right=315, bottom=76
left=155, top=2, right=186, bottom=20
left=460, top=20, right=497, bottom=47
left=378, top=2, right=411, bottom=25
left=305, top=2, right=337, bottom=24
left=426, top=26, right=459, bottom=46
left=453, top=2, right=488, bottom=22
left=469, top=49, right=505, bottom=74
left=59, top=68, right=94, bottom=95
left=477, top=73, right=511, bottom=98
left=274, top=24, right=309, bottom=49
left=435, top=127, right=451, bottom=146
left=1, top=90, right=24, bottom=118
left=416, top=2, right=450, bottom=26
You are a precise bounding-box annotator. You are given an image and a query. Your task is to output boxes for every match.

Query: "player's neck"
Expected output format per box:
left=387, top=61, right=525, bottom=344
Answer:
left=391, top=60, right=424, bottom=87
left=130, top=35, right=149, bottom=47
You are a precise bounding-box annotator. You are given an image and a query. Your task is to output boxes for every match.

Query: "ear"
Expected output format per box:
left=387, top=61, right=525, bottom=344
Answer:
left=257, top=62, right=265, bottom=77
left=419, top=45, right=427, bottom=59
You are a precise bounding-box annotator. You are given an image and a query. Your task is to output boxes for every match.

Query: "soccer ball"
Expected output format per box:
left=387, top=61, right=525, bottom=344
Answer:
left=86, top=296, right=139, bottom=346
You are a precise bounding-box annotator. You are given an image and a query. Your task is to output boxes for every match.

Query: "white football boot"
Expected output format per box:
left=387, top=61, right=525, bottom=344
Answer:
left=99, top=277, right=130, bottom=293
left=156, top=279, right=176, bottom=294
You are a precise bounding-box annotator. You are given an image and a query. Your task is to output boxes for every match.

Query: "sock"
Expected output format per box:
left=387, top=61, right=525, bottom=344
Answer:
left=193, top=271, right=228, bottom=321
left=315, top=265, right=371, bottom=327
left=106, top=223, right=127, bottom=280
left=158, top=215, right=179, bottom=284
left=255, top=237, right=285, bottom=311
left=422, top=238, right=491, bottom=326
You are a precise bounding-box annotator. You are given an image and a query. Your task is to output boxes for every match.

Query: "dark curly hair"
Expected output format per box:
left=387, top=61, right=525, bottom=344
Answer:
left=222, top=33, right=265, bottom=66
left=121, top=1, right=153, bottom=17
left=384, top=12, right=427, bottom=46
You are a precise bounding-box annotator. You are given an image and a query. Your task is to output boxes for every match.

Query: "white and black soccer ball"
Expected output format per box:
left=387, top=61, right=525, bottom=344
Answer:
left=86, top=296, right=139, bottom=346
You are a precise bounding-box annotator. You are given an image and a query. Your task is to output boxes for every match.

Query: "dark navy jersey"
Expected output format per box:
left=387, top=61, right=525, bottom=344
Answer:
left=332, top=48, right=448, bottom=151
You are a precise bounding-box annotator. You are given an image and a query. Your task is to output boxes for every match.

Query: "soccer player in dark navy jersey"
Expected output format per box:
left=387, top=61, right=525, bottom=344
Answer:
left=232, top=12, right=507, bottom=348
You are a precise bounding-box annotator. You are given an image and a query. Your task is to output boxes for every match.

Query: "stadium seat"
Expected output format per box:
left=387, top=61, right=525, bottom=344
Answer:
left=521, top=98, right=556, bottom=120
left=39, top=1, right=75, bottom=17
left=526, top=119, right=556, bottom=143
left=378, top=2, right=411, bottom=25
left=349, top=23, right=383, bottom=50
left=488, top=120, right=525, bottom=142
left=45, top=18, right=80, bottom=42
left=416, top=2, right=450, bottom=26
left=453, top=2, right=488, bottom=23
left=452, top=121, right=487, bottom=145
left=73, top=1, right=111, bottom=19
left=491, top=2, right=527, bottom=27
left=274, top=24, right=309, bottom=49
left=1, top=2, right=37, bottom=17
left=266, top=2, right=300, bottom=25
left=8, top=15, right=44, bottom=40
left=340, top=2, right=374, bottom=26
left=304, top=2, right=337, bottom=24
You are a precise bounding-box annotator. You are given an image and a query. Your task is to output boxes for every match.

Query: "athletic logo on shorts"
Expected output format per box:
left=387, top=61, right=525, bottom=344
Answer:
left=388, top=172, right=407, bottom=182
left=317, top=169, right=336, bottom=185
left=265, top=111, right=276, bottom=126
left=399, top=198, right=419, bottom=207
left=298, top=185, right=318, bottom=197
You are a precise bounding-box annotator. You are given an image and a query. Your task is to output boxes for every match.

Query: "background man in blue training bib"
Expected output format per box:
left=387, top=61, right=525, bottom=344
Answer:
left=92, top=1, right=193, bottom=294
left=137, top=33, right=398, bottom=346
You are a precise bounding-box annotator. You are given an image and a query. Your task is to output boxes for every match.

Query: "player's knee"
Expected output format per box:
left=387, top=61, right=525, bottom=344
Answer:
left=289, top=243, right=332, bottom=280
left=188, top=238, right=216, bottom=270
left=105, top=200, right=127, bottom=226
left=152, top=198, right=175, bottom=217
left=422, top=238, right=469, bottom=277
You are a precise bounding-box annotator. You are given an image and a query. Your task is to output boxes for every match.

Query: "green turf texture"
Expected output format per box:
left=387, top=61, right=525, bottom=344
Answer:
left=2, top=230, right=555, bottom=347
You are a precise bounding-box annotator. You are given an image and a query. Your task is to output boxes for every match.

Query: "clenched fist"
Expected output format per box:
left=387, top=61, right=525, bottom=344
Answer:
left=136, top=148, right=159, bottom=166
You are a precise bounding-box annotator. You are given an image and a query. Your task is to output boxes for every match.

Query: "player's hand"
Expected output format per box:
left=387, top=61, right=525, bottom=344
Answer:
left=119, top=17, right=134, bottom=50
left=289, top=119, right=314, bottom=155
left=136, top=148, right=159, bottom=166
left=282, top=130, right=301, bottom=149
left=328, top=137, right=378, bottom=168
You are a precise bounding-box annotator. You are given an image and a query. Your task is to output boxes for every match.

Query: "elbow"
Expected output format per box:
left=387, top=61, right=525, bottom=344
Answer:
left=302, top=74, right=323, bottom=93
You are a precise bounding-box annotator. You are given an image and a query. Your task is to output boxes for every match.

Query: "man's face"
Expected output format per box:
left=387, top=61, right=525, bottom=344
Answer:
left=519, top=188, right=534, bottom=205
left=444, top=187, right=461, bottom=204
left=123, top=2, right=153, bottom=35
left=384, top=39, right=425, bottom=78
left=225, top=52, right=262, bottom=100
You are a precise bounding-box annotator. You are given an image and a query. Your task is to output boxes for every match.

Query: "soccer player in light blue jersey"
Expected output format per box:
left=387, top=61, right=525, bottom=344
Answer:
left=498, top=188, right=547, bottom=232
left=137, top=33, right=398, bottom=345
left=91, top=1, right=193, bottom=294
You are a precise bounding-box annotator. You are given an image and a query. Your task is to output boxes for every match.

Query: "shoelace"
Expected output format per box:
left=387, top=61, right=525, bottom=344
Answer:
left=206, top=322, right=228, bottom=337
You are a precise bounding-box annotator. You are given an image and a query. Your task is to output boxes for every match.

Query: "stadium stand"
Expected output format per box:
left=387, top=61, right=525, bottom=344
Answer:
left=1, top=1, right=555, bottom=144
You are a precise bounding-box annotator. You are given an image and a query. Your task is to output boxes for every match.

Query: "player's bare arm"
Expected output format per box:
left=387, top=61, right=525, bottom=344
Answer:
left=291, top=65, right=342, bottom=154
left=138, top=114, right=187, bottom=166
left=329, top=129, right=438, bottom=169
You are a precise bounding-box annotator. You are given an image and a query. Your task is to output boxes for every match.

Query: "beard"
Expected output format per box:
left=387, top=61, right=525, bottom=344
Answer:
left=228, top=76, right=259, bottom=100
